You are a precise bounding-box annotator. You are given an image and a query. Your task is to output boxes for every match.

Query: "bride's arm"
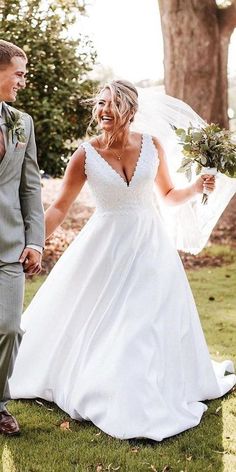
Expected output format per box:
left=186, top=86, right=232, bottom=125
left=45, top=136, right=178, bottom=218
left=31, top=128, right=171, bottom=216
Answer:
left=45, top=146, right=87, bottom=239
left=152, top=137, right=215, bottom=205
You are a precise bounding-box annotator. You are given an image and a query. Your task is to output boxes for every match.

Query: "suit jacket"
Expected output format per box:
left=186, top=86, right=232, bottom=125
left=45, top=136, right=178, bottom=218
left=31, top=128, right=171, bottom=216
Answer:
left=0, top=102, right=44, bottom=263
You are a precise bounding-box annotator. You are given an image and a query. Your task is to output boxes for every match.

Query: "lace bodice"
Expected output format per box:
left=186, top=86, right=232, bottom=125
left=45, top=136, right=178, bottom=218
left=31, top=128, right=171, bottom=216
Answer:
left=82, top=134, right=159, bottom=213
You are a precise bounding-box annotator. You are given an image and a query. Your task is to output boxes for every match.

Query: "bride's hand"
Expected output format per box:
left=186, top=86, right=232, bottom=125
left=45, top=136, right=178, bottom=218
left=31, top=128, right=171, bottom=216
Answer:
left=194, top=174, right=216, bottom=194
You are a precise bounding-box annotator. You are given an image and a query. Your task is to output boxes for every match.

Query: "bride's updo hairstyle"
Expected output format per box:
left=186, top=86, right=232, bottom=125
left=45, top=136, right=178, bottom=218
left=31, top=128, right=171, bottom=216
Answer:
left=92, top=80, right=139, bottom=147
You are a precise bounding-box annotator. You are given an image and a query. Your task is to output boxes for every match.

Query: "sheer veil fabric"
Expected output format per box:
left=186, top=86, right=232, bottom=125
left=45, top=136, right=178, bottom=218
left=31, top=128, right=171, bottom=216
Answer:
left=133, top=88, right=236, bottom=254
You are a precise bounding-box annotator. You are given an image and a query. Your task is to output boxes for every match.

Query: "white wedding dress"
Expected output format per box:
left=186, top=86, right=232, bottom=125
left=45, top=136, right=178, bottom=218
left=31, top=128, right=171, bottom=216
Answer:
left=9, top=134, right=236, bottom=441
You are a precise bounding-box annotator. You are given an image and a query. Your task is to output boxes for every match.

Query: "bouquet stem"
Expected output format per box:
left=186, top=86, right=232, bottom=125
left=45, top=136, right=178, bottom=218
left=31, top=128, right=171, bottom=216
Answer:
left=201, top=167, right=217, bottom=204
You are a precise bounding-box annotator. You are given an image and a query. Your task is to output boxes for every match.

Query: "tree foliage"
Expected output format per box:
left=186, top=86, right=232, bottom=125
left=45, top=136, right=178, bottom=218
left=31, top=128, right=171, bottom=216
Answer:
left=0, top=0, right=97, bottom=176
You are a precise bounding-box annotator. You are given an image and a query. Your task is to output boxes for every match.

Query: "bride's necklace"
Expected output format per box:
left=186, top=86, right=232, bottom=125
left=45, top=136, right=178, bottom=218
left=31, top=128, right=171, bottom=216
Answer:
left=98, top=137, right=128, bottom=161
left=109, top=149, right=124, bottom=161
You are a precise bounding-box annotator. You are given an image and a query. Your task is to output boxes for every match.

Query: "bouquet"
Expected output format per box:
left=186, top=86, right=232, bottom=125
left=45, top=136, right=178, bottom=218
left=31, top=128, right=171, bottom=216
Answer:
left=172, top=123, right=236, bottom=204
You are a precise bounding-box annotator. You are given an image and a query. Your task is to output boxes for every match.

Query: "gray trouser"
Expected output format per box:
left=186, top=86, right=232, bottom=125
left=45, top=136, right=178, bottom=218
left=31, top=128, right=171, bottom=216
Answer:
left=0, top=262, right=24, bottom=411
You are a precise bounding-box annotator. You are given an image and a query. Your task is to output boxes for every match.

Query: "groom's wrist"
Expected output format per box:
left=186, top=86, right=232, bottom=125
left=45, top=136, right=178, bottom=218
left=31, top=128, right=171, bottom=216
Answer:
left=26, top=244, right=43, bottom=254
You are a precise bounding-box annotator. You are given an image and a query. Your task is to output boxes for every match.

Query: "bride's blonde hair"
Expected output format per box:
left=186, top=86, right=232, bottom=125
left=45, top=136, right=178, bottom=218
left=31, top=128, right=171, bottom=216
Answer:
left=90, top=80, right=139, bottom=147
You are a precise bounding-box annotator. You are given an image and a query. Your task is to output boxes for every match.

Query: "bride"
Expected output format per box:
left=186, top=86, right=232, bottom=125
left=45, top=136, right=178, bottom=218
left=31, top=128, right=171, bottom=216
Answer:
left=9, top=80, right=236, bottom=441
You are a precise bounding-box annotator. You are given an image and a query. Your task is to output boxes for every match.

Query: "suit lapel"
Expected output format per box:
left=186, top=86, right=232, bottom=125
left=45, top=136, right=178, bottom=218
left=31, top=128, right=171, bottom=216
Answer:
left=0, top=103, right=17, bottom=177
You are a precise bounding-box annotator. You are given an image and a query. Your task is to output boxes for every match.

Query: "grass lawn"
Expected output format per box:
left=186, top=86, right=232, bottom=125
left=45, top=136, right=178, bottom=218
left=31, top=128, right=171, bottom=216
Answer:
left=0, top=250, right=235, bottom=472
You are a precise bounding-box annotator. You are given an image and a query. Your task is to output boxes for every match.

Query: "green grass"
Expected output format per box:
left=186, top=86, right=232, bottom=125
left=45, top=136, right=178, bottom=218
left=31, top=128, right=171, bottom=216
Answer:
left=201, top=244, right=236, bottom=264
left=1, top=252, right=236, bottom=472
left=188, top=262, right=236, bottom=365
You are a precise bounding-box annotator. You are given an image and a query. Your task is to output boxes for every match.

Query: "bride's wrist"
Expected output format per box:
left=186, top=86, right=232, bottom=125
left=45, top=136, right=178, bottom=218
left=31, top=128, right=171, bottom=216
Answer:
left=190, top=181, right=199, bottom=196
left=192, top=178, right=203, bottom=195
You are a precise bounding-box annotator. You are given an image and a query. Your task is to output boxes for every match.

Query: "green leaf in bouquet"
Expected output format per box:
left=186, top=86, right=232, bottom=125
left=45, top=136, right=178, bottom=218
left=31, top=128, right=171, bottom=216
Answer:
left=200, top=143, right=208, bottom=152
left=220, top=161, right=225, bottom=170
left=186, top=167, right=192, bottom=182
left=196, top=164, right=202, bottom=175
left=183, top=143, right=192, bottom=152
left=209, top=139, right=217, bottom=149
left=177, top=158, right=192, bottom=173
left=200, top=156, right=207, bottom=166
left=175, top=128, right=185, bottom=136
left=175, top=128, right=187, bottom=141
left=182, top=149, right=191, bottom=158
left=192, top=131, right=202, bottom=142
left=185, top=135, right=192, bottom=143
left=188, top=125, right=193, bottom=134
left=225, top=165, right=236, bottom=178
left=182, top=157, right=192, bottom=165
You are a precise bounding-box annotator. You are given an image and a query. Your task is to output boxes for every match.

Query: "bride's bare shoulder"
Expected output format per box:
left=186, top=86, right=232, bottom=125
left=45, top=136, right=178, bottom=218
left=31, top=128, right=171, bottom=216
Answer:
left=86, top=135, right=101, bottom=148
left=74, top=135, right=100, bottom=160
left=131, top=131, right=142, bottom=138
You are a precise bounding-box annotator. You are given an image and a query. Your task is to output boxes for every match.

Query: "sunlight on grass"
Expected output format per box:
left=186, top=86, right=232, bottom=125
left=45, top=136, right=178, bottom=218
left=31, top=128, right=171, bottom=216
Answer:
left=202, top=244, right=236, bottom=260
left=222, top=394, right=236, bottom=472
left=2, top=444, right=17, bottom=472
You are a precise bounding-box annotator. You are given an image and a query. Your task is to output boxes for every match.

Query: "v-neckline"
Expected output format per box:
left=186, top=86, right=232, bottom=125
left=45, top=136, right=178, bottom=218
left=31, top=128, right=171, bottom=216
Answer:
left=88, top=134, right=145, bottom=187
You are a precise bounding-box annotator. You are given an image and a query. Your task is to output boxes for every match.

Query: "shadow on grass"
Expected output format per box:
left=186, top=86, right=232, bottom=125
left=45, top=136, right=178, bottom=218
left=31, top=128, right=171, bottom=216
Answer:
left=128, top=397, right=225, bottom=469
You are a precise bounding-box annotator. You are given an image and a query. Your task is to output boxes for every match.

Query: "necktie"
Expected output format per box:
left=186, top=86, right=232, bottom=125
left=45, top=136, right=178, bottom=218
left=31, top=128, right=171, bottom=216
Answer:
left=0, top=126, right=5, bottom=161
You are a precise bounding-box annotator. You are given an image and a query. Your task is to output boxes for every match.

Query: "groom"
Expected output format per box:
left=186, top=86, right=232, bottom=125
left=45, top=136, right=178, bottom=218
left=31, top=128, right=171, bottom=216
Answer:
left=0, top=40, right=44, bottom=435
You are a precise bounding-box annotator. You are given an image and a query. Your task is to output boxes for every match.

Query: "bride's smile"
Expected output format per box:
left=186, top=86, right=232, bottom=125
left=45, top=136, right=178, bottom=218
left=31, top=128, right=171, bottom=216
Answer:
left=96, top=90, right=116, bottom=130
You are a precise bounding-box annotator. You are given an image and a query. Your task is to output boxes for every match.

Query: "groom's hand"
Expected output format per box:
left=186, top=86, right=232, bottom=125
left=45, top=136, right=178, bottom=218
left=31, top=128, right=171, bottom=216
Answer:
left=19, top=248, right=42, bottom=275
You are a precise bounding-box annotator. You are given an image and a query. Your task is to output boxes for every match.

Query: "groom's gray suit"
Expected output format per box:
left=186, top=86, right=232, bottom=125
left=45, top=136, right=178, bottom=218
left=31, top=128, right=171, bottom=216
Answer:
left=0, top=102, right=44, bottom=411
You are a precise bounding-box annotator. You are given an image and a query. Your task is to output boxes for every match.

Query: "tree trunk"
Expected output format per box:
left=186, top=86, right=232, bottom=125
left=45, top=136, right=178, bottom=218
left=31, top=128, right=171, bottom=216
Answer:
left=158, top=0, right=236, bottom=128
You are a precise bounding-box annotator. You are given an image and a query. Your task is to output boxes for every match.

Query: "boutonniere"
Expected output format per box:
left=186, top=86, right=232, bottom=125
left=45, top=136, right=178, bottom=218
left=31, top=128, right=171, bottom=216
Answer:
left=5, top=109, right=26, bottom=144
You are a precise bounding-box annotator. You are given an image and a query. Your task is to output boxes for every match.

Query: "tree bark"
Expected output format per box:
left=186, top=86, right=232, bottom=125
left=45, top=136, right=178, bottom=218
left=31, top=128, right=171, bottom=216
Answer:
left=158, top=0, right=236, bottom=128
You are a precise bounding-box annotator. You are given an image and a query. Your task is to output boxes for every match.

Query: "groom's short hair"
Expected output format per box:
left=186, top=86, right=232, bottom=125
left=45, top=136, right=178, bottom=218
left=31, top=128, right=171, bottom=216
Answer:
left=0, top=40, right=27, bottom=68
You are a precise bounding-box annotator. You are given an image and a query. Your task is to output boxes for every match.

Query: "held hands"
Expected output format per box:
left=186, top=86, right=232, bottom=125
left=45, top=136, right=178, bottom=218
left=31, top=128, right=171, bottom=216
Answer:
left=194, top=174, right=216, bottom=194
left=19, top=248, right=42, bottom=275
